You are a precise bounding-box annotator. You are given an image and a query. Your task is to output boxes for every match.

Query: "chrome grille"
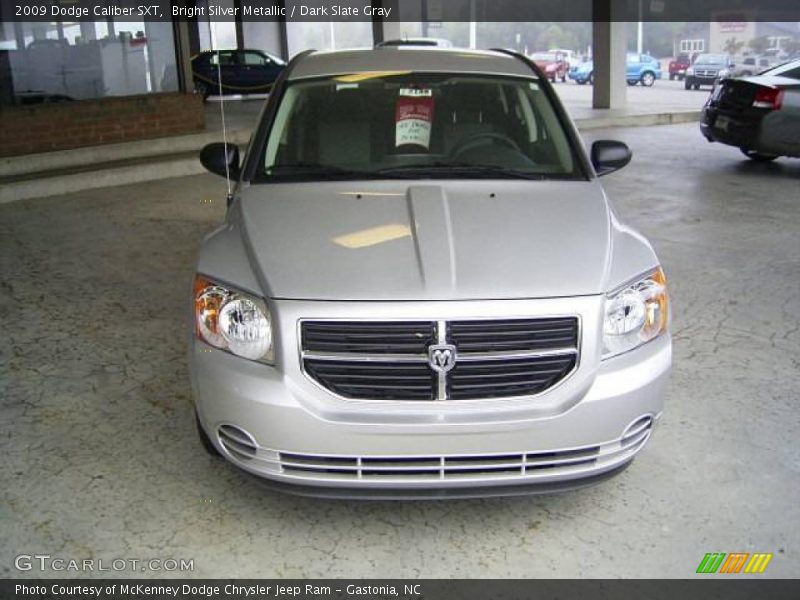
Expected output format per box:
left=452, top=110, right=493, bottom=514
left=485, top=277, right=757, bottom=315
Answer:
left=303, top=359, right=435, bottom=401
left=695, top=69, right=719, bottom=78
left=301, top=317, right=579, bottom=401
left=302, top=320, right=435, bottom=354
left=449, top=317, right=578, bottom=352
left=448, top=354, right=577, bottom=400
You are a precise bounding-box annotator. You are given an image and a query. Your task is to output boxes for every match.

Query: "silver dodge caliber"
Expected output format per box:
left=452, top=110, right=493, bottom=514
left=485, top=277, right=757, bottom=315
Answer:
left=191, top=46, right=671, bottom=498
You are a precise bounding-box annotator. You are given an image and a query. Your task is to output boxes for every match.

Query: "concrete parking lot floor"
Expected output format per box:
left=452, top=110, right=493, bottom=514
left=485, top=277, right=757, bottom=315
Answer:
left=1, top=123, right=798, bottom=578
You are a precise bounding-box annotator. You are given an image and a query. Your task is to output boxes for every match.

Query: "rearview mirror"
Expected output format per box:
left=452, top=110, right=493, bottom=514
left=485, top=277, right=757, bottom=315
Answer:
left=591, top=140, right=632, bottom=176
left=200, top=142, right=240, bottom=179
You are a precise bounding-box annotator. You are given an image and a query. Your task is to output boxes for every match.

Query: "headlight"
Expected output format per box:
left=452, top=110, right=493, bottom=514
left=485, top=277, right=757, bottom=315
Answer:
left=686, top=67, right=695, bottom=75
left=602, top=267, right=669, bottom=359
left=194, top=275, right=273, bottom=362
left=719, top=69, right=730, bottom=77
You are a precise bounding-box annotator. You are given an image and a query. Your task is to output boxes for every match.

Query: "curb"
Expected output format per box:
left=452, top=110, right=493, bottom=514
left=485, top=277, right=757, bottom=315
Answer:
left=574, top=110, right=701, bottom=130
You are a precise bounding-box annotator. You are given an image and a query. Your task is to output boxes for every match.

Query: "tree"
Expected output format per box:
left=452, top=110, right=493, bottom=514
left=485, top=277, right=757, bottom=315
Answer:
left=723, top=37, right=745, bottom=56
left=748, top=35, right=771, bottom=55
left=782, top=37, right=800, bottom=58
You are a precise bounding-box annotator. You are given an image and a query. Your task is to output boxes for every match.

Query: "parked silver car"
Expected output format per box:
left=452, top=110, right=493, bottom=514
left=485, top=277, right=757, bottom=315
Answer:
left=192, top=47, right=671, bottom=498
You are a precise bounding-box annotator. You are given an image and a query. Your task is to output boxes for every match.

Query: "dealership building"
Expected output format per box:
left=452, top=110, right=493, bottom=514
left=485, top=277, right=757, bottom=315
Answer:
left=0, top=0, right=653, bottom=159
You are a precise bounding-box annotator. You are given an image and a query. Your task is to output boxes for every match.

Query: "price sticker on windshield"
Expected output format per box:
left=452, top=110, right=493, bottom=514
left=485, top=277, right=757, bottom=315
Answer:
left=395, top=88, right=435, bottom=149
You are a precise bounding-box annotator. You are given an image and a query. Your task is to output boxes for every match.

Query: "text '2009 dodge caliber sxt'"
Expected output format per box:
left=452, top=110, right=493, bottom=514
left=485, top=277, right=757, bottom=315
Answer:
left=190, top=45, right=671, bottom=498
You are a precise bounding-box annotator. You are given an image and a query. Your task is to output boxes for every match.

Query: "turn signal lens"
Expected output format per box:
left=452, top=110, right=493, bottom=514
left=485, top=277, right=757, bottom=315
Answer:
left=603, top=267, right=669, bottom=359
left=194, top=275, right=273, bottom=362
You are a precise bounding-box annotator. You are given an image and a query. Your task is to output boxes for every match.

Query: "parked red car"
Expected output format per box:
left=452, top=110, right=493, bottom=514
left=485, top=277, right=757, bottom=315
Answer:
left=530, top=51, right=570, bottom=82
left=669, top=53, right=691, bottom=81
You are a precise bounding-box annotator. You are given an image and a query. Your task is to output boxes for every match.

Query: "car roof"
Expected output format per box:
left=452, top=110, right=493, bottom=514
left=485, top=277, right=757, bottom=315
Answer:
left=288, top=47, right=536, bottom=80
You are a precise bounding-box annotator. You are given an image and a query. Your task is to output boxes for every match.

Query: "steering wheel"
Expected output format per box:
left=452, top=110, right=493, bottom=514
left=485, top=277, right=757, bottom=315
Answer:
left=449, top=132, right=521, bottom=158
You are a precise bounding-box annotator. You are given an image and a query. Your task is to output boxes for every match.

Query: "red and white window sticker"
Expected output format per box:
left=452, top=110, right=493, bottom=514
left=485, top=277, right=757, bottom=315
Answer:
left=395, top=88, right=435, bottom=149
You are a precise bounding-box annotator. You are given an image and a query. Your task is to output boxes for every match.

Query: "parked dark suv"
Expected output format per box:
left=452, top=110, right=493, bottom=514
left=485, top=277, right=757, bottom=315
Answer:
left=192, top=49, right=285, bottom=100
left=684, top=54, right=735, bottom=90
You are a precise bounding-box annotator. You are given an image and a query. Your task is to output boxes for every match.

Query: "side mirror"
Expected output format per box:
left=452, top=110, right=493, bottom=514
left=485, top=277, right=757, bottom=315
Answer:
left=200, top=142, right=240, bottom=179
left=591, top=140, right=632, bottom=176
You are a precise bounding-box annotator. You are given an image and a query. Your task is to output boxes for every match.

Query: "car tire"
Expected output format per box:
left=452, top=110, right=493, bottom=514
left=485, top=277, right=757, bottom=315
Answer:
left=669, top=73, right=675, bottom=81
left=740, top=148, right=779, bottom=162
left=576, top=79, right=586, bottom=85
left=640, top=71, right=656, bottom=87
left=196, top=414, right=222, bottom=457
left=561, top=74, right=567, bottom=82
left=588, top=73, right=594, bottom=85
left=684, top=79, right=692, bottom=90
left=627, top=79, right=637, bottom=86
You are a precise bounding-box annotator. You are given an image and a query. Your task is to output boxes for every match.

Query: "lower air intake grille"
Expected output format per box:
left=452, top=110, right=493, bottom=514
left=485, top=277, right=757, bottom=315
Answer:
left=218, top=424, right=257, bottom=461
left=279, top=446, right=600, bottom=480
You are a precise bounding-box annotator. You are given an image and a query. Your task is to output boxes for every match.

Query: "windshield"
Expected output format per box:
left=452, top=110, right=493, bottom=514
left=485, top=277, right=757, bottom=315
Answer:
left=695, top=55, right=726, bottom=65
left=258, top=72, right=582, bottom=182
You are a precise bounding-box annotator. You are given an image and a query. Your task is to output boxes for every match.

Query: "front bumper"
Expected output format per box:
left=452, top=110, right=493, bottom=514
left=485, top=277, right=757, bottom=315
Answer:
left=568, top=72, right=590, bottom=83
left=687, top=74, right=719, bottom=86
left=191, top=297, right=671, bottom=496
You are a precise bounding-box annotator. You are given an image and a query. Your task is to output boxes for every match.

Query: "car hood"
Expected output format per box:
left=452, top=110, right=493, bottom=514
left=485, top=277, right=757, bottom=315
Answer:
left=237, top=180, right=613, bottom=301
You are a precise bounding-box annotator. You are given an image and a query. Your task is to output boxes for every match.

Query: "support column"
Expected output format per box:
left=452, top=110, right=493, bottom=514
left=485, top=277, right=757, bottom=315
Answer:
left=592, top=2, right=627, bottom=109
left=233, top=0, right=244, bottom=49
left=174, top=20, right=195, bottom=94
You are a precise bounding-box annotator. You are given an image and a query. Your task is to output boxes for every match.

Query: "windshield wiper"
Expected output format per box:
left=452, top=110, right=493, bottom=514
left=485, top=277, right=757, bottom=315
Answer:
left=376, top=163, right=547, bottom=180
left=266, top=163, right=413, bottom=181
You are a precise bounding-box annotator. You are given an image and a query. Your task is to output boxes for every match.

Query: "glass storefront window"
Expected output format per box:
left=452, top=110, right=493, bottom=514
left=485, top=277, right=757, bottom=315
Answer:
left=0, top=18, right=178, bottom=105
left=195, top=0, right=238, bottom=51
left=286, top=21, right=373, bottom=56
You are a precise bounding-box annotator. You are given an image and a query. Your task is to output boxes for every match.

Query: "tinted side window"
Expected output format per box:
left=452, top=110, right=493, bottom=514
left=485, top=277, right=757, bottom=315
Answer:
left=210, top=52, right=236, bottom=66
left=780, top=66, right=800, bottom=80
left=241, top=51, right=268, bottom=66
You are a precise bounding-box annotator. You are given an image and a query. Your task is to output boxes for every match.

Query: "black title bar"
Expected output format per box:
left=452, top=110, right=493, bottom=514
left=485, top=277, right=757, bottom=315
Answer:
left=3, top=580, right=800, bottom=600
left=2, top=0, right=800, bottom=22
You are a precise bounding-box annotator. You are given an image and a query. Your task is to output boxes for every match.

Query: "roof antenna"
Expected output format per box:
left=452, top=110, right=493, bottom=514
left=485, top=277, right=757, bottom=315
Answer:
left=211, top=26, right=233, bottom=205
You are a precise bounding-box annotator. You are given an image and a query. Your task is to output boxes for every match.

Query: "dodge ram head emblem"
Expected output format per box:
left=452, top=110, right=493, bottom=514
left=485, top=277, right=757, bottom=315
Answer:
left=428, top=344, right=457, bottom=373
